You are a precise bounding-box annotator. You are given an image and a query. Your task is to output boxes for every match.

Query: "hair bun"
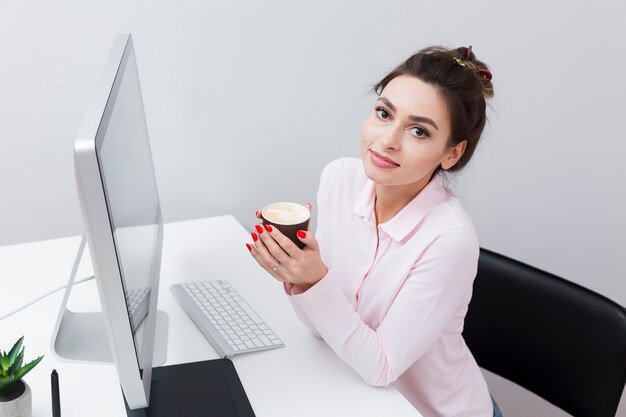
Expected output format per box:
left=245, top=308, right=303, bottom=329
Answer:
left=454, top=45, right=494, bottom=99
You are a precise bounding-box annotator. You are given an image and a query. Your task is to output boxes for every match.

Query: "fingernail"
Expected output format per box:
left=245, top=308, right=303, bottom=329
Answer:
left=246, top=243, right=252, bottom=252
left=255, top=224, right=264, bottom=234
left=297, top=230, right=306, bottom=239
left=255, top=210, right=260, bottom=217
left=264, top=224, right=273, bottom=233
left=251, top=232, right=258, bottom=242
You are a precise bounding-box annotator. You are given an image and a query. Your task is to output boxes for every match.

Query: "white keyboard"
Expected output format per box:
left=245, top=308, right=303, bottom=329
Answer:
left=170, top=280, right=284, bottom=358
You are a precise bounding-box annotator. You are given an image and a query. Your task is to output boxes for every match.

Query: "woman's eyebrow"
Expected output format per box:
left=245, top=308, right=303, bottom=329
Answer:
left=377, top=97, right=439, bottom=130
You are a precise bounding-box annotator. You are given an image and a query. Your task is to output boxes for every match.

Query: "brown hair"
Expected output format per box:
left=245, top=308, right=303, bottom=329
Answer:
left=374, top=46, right=494, bottom=173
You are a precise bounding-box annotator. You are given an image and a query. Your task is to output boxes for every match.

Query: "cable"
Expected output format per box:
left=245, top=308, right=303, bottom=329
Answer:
left=0, top=275, right=95, bottom=322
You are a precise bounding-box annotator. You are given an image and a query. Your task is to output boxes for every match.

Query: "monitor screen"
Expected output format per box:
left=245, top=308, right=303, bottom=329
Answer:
left=96, top=40, right=160, bottom=358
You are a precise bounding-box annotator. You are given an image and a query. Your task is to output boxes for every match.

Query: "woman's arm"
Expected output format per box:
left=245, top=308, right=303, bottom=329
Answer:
left=288, top=226, right=478, bottom=387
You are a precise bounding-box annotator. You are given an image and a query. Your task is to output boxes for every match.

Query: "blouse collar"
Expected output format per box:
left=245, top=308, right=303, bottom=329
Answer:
left=353, top=172, right=449, bottom=242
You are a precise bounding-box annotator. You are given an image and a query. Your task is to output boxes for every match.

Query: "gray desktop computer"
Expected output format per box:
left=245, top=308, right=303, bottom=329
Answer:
left=51, top=34, right=255, bottom=416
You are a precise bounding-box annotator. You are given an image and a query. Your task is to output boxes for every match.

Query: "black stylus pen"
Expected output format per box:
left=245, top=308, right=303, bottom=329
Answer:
left=51, top=369, right=61, bottom=417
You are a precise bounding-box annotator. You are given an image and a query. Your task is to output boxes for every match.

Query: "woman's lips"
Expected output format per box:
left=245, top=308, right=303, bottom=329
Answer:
left=370, top=150, right=400, bottom=168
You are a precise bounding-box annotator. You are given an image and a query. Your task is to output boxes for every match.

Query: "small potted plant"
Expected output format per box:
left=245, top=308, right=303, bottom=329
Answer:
left=0, top=337, right=44, bottom=417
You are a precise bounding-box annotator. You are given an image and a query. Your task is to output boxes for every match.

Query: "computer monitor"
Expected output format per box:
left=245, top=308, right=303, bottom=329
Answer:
left=52, top=33, right=256, bottom=417
left=51, top=33, right=165, bottom=409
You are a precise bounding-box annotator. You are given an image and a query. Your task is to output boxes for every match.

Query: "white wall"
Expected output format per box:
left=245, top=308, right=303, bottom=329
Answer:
left=1, top=1, right=625, bottom=415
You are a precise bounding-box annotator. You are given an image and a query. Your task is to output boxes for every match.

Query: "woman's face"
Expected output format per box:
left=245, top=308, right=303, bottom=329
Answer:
left=361, top=75, right=465, bottom=190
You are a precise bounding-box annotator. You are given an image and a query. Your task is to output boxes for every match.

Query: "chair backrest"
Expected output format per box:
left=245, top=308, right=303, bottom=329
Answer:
left=463, top=248, right=626, bottom=417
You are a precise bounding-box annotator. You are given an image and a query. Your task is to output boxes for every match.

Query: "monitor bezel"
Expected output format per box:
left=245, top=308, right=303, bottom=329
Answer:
left=73, top=33, right=159, bottom=410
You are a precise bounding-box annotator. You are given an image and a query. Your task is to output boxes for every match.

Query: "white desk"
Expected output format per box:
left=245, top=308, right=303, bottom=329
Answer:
left=0, top=216, right=418, bottom=417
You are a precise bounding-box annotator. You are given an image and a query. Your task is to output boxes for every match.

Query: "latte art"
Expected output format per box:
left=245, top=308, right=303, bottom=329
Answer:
left=262, top=202, right=310, bottom=225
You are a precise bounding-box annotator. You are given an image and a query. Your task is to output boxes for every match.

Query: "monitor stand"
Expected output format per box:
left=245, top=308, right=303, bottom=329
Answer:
left=50, top=235, right=168, bottom=366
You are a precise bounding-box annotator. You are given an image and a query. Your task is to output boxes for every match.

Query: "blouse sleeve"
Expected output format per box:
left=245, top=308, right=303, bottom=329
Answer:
left=286, top=226, right=479, bottom=387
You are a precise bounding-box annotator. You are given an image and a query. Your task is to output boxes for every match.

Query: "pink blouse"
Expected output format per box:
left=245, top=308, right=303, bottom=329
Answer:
left=284, top=158, right=493, bottom=417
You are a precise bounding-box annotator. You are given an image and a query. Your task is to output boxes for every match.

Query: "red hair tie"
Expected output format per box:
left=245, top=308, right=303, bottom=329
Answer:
left=477, top=68, right=493, bottom=81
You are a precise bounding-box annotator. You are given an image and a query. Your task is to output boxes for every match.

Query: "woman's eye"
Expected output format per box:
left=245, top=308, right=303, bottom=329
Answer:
left=411, top=126, right=429, bottom=138
left=375, top=107, right=390, bottom=120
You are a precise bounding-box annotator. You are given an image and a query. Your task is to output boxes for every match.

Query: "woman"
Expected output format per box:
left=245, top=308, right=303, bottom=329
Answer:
left=246, top=45, right=501, bottom=417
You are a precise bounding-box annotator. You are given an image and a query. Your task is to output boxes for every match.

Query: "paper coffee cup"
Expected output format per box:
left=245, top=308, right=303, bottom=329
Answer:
left=261, top=202, right=310, bottom=249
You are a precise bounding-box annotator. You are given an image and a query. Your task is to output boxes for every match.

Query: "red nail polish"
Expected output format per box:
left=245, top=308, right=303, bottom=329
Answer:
left=264, top=224, right=273, bottom=233
left=251, top=232, right=258, bottom=242
left=246, top=243, right=252, bottom=252
left=255, top=210, right=260, bottom=217
left=297, top=230, right=306, bottom=239
left=255, top=224, right=264, bottom=234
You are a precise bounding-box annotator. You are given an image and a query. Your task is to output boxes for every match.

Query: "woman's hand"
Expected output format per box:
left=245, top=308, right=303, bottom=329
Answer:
left=246, top=203, right=328, bottom=291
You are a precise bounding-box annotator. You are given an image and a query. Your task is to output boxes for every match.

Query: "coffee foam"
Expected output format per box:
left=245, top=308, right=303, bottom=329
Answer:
left=262, top=202, right=310, bottom=225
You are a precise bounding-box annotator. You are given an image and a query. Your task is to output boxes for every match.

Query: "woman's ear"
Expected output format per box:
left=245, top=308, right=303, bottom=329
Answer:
left=441, top=140, right=467, bottom=170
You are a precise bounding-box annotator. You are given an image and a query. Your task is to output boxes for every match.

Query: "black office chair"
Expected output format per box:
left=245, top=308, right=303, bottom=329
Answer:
left=463, top=248, right=626, bottom=417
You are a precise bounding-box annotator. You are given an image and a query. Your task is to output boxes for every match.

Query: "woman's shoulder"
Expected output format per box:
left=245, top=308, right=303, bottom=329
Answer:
left=427, top=194, right=479, bottom=249
left=319, top=157, right=367, bottom=194
left=320, top=157, right=364, bottom=180
left=440, top=196, right=475, bottom=228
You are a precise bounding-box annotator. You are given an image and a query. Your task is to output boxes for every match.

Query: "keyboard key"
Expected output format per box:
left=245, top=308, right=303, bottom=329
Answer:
left=239, top=302, right=264, bottom=324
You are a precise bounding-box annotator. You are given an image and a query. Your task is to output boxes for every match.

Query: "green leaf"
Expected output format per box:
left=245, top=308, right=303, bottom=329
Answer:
left=0, top=356, right=8, bottom=372
left=0, top=375, right=16, bottom=396
left=7, top=337, right=23, bottom=368
left=8, top=349, right=24, bottom=376
left=14, top=355, right=44, bottom=380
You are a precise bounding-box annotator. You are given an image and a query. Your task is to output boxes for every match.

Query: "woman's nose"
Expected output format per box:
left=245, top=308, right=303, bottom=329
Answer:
left=380, top=125, right=402, bottom=149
